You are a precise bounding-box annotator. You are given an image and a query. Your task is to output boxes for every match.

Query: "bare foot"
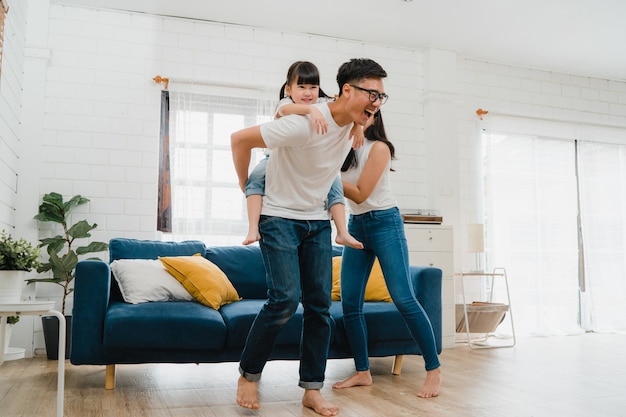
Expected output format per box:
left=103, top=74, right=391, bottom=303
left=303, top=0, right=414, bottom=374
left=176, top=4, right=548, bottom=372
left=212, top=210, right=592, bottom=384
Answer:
left=335, top=233, right=364, bottom=250
left=302, top=389, right=339, bottom=416
left=332, top=370, right=372, bottom=389
left=236, top=376, right=260, bottom=410
left=242, top=230, right=260, bottom=246
left=417, top=368, right=442, bottom=398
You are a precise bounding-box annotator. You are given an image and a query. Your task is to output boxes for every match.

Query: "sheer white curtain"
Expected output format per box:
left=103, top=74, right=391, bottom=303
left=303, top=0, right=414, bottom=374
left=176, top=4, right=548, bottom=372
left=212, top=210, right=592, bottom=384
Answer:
left=483, top=132, right=583, bottom=336
left=482, top=121, right=626, bottom=336
left=578, top=141, right=626, bottom=332
left=167, top=83, right=273, bottom=246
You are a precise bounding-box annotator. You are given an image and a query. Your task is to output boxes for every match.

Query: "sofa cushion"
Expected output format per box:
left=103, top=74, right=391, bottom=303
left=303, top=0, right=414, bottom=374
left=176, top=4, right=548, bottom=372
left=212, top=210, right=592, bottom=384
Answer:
left=103, top=300, right=227, bottom=350
left=204, top=245, right=268, bottom=299
left=110, top=258, right=194, bottom=304
left=159, top=255, right=241, bottom=309
left=331, top=257, right=392, bottom=302
left=109, top=238, right=206, bottom=262
left=220, top=299, right=316, bottom=348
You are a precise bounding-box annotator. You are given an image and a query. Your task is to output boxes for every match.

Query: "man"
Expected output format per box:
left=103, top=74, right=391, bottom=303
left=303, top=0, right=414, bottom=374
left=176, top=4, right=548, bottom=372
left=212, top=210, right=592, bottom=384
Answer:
left=231, top=58, right=387, bottom=417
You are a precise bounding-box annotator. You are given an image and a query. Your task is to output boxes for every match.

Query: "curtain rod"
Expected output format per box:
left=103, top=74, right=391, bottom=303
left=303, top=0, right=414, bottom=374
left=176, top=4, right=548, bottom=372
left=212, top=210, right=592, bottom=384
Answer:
left=153, top=75, right=271, bottom=93
left=475, top=108, right=626, bottom=131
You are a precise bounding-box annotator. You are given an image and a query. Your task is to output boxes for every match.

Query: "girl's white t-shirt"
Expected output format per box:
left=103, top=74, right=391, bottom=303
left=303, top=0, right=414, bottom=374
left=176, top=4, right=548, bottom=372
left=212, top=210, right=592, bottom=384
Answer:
left=341, top=139, right=397, bottom=215
left=260, top=102, right=353, bottom=220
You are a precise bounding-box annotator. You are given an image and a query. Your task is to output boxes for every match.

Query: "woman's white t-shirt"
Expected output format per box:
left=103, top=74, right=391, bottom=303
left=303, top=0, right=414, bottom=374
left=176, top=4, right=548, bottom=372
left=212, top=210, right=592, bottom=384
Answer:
left=341, top=139, right=397, bottom=215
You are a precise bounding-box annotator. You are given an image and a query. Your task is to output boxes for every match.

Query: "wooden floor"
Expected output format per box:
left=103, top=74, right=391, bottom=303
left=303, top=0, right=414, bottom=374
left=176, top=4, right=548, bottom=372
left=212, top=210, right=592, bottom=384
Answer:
left=2, top=333, right=626, bottom=417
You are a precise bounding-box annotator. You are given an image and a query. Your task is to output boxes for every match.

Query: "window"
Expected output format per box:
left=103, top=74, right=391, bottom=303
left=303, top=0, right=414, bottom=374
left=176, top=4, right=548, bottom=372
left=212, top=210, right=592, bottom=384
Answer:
left=482, top=125, right=626, bottom=336
left=166, top=90, right=273, bottom=246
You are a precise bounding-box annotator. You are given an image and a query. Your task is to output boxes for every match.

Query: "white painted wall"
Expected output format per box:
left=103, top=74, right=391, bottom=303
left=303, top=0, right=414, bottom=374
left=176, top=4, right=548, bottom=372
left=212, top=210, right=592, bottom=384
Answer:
left=4, top=2, right=626, bottom=354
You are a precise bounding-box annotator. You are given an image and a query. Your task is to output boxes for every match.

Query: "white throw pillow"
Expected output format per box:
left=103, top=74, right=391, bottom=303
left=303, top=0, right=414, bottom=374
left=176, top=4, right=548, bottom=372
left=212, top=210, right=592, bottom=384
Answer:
left=110, top=259, right=194, bottom=304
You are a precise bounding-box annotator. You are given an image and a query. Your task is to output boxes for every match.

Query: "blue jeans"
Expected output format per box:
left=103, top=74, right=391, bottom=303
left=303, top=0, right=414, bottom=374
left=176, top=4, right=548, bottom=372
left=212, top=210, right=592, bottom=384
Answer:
left=239, top=216, right=333, bottom=389
left=340, top=207, right=440, bottom=372
left=245, top=156, right=344, bottom=208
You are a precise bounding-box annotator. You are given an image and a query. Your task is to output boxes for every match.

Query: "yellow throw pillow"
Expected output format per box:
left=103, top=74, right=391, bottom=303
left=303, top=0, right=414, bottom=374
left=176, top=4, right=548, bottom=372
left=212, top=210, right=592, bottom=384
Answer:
left=331, top=257, right=392, bottom=302
left=159, top=254, right=241, bottom=309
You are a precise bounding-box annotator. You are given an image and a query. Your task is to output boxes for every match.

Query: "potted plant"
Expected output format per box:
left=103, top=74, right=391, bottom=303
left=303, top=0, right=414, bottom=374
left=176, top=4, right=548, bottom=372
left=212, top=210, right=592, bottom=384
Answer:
left=27, top=192, right=108, bottom=359
left=0, top=229, right=41, bottom=302
left=0, top=229, right=40, bottom=353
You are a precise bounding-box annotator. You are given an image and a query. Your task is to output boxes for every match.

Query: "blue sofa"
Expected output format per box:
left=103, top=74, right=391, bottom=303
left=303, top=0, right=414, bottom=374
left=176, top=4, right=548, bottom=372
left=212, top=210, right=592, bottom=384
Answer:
left=71, top=238, right=442, bottom=389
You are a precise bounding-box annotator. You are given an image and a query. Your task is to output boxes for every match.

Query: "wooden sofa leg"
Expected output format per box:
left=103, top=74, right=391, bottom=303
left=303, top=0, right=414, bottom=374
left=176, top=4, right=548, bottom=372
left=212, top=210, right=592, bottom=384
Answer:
left=105, top=364, right=116, bottom=390
left=391, top=355, right=403, bottom=375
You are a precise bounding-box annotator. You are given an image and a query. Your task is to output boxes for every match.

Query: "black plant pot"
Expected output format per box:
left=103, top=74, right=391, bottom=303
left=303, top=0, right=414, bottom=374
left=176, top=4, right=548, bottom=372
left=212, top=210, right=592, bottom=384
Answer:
left=41, top=315, right=72, bottom=360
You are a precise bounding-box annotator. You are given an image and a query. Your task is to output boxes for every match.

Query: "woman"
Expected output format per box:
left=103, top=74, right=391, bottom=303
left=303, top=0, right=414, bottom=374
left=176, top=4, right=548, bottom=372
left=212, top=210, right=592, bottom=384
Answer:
left=332, top=111, right=442, bottom=398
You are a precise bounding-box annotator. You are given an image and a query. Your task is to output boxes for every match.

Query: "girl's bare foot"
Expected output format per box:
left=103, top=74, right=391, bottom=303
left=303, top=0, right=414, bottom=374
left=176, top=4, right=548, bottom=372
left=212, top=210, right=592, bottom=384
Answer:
left=335, top=233, right=364, bottom=250
left=302, top=389, right=339, bottom=416
left=332, top=370, right=372, bottom=389
left=417, top=368, right=442, bottom=398
left=242, top=230, right=260, bottom=245
left=236, top=376, right=260, bottom=409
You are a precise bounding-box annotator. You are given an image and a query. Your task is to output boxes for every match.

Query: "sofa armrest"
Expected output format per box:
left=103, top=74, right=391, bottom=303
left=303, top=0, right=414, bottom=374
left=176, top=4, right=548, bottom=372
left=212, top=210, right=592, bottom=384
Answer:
left=410, top=266, right=443, bottom=352
left=71, top=259, right=111, bottom=364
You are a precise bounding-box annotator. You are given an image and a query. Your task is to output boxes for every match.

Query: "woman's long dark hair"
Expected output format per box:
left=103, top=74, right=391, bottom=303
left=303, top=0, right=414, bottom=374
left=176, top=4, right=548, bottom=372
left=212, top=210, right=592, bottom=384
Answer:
left=279, top=61, right=331, bottom=100
left=341, top=111, right=395, bottom=172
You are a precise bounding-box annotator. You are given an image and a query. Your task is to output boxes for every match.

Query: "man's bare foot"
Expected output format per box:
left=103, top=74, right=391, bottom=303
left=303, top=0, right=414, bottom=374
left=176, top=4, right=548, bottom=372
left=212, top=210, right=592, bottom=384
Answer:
left=335, top=233, right=364, bottom=250
left=236, top=376, right=260, bottom=410
left=242, top=230, right=260, bottom=245
left=302, top=389, right=339, bottom=416
left=332, top=370, right=372, bottom=389
left=417, top=368, right=442, bottom=398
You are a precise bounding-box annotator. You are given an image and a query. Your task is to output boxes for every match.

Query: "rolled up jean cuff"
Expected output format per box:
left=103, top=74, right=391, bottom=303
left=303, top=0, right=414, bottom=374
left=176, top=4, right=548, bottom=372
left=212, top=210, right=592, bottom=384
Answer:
left=239, top=366, right=262, bottom=382
left=298, top=380, right=324, bottom=390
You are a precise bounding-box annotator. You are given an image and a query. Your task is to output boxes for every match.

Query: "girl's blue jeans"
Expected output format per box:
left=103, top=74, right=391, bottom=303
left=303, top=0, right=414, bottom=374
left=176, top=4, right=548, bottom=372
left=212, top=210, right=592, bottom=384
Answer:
left=340, top=207, right=440, bottom=372
left=239, top=216, right=333, bottom=389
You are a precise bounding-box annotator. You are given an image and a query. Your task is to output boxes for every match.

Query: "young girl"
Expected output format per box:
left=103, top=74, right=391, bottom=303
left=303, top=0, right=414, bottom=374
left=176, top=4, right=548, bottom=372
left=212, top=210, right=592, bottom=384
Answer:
left=243, top=61, right=364, bottom=250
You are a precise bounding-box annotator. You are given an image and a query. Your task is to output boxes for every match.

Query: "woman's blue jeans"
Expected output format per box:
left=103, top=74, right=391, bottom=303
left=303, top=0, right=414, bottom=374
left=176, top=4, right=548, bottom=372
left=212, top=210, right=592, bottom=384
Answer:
left=340, top=207, right=440, bottom=372
left=239, top=216, right=333, bottom=390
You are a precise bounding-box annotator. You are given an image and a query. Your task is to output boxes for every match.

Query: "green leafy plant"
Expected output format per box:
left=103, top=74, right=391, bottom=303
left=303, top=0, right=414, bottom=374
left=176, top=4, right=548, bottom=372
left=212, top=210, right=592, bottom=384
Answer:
left=27, top=193, right=108, bottom=315
left=0, top=229, right=41, bottom=272
left=7, top=316, right=19, bottom=324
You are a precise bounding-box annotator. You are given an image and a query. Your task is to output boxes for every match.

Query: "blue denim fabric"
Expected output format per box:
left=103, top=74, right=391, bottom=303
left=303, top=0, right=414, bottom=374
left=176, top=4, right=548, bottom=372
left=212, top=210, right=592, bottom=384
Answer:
left=340, top=207, right=440, bottom=372
left=244, top=156, right=268, bottom=197
left=325, top=176, right=345, bottom=209
left=239, top=216, right=333, bottom=389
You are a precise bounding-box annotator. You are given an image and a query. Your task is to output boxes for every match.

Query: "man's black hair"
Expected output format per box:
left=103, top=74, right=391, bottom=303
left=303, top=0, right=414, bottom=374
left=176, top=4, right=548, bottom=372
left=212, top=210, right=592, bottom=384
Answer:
left=336, top=58, right=387, bottom=97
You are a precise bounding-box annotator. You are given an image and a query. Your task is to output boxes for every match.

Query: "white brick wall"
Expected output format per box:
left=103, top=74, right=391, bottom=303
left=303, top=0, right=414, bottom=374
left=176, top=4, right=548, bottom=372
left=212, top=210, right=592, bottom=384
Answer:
left=40, top=5, right=426, bottom=245
left=0, top=0, right=27, bottom=230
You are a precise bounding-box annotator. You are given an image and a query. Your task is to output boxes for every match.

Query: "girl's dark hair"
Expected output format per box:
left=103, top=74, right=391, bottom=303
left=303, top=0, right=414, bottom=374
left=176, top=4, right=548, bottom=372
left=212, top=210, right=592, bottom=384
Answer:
left=279, top=61, right=331, bottom=100
left=341, top=111, right=395, bottom=172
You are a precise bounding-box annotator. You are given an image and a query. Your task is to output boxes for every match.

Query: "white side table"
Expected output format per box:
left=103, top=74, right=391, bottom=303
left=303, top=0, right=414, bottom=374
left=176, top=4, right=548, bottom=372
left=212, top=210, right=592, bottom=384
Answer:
left=0, top=301, right=65, bottom=417
left=456, top=268, right=516, bottom=349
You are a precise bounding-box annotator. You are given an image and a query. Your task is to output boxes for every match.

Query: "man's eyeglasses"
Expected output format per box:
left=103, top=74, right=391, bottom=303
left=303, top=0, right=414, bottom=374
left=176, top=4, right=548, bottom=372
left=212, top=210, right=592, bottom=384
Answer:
left=349, top=84, right=389, bottom=105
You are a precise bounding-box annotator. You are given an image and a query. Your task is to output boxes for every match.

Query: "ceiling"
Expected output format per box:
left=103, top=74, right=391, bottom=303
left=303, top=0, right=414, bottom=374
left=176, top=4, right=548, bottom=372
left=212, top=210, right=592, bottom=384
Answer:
left=53, top=0, right=626, bottom=82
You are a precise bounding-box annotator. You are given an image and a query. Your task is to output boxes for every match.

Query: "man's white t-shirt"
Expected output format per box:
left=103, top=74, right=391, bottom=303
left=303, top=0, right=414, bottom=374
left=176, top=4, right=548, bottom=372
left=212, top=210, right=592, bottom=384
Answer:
left=260, top=102, right=353, bottom=220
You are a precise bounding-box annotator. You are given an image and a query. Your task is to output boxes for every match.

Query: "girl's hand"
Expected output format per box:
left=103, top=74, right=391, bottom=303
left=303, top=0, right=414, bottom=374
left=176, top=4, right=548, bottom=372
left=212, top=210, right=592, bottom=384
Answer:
left=351, top=125, right=365, bottom=149
left=309, top=107, right=328, bottom=134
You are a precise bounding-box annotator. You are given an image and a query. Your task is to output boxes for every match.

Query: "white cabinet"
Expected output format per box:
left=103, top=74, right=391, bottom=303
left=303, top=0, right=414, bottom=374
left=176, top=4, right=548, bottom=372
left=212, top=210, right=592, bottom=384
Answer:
left=404, top=224, right=455, bottom=349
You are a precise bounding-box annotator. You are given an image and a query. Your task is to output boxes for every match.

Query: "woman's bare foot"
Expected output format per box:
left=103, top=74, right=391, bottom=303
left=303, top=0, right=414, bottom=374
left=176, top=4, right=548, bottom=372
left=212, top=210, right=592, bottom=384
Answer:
left=236, top=376, right=260, bottom=410
left=302, top=389, right=339, bottom=416
left=335, top=233, right=364, bottom=250
left=332, top=370, right=373, bottom=389
left=242, top=230, right=260, bottom=245
left=417, top=368, right=442, bottom=398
